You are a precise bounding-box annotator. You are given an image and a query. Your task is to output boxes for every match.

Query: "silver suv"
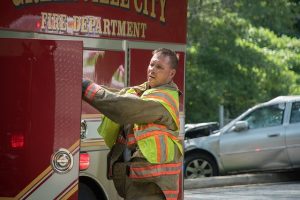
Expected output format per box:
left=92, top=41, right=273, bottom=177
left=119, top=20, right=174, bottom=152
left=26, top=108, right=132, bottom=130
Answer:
left=184, top=96, right=300, bottom=179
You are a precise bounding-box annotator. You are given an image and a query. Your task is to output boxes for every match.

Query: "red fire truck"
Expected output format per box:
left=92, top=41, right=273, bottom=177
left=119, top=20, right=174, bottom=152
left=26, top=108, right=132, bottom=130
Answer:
left=0, top=1, right=187, bottom=199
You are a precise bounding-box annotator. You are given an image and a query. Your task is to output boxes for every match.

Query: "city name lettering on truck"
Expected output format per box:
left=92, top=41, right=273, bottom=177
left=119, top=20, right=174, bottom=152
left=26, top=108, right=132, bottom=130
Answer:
left=11, top=0, right=167, bottom=22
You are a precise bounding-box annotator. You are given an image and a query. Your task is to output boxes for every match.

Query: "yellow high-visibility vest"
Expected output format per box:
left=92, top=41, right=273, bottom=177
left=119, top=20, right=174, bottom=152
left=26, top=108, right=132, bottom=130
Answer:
left=134, top=88, right=182, bottom=164
left=98, top=116, right=120, bottom=149
left=98, top=87, right=183, bottom=164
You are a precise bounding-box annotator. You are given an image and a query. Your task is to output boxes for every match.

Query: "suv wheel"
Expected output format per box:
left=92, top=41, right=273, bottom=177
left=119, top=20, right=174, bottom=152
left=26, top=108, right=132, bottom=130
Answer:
left=184, top=153, right=218, bottom=179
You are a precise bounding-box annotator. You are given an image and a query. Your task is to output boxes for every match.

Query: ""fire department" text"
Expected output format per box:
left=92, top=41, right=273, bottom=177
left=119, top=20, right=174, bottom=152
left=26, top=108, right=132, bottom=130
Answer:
left=40, top=12, right=147, bottom=39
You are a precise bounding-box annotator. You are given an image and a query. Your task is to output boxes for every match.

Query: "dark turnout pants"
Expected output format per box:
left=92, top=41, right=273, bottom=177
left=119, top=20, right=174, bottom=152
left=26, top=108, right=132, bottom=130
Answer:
left=108, top=143, right=182, bottom=200
left=112, top=161, right=166, bottom=200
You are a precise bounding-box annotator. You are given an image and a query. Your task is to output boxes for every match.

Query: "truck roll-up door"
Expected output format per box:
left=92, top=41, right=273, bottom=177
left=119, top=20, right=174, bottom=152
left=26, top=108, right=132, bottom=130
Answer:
left=0, top=38, right=82, bottom=200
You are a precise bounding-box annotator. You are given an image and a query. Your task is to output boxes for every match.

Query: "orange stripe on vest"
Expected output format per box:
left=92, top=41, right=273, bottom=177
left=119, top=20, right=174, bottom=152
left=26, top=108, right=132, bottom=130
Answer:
left=151, top=90, right=179, bottom=108
left=163, top=190, right=179, bottom=194
left=155, top=135, right=162, bottom=163
left=144, top=95, right=179, bottom=127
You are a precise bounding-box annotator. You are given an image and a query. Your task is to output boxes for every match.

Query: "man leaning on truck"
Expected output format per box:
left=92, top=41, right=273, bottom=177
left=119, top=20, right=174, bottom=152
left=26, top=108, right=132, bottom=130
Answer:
left=82, top=48, right=182, bottom=200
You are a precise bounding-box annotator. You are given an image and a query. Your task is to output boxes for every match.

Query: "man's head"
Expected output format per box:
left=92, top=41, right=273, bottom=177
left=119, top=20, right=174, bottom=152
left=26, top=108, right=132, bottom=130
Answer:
left=147, top=48, right=178, bottom=88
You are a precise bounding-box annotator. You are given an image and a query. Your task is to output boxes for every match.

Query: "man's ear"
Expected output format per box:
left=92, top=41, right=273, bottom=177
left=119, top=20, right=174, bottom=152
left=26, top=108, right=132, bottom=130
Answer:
left=170, top=69, right=176, bottom=79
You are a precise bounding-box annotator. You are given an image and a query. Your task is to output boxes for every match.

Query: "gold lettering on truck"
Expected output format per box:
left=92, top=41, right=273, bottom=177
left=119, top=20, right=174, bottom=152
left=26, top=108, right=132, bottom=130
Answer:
left=134, top=0, right=143, bottom=13
left=12, top=0, right=167, bottom=23
left=117, top=20, right=126, bottom=37
left=99, top=0, right=109, bottom=4
left=89, top=17, right=97, bottom=33
left=110, top=19, right=118, bottom=36
left=110, top=0, right=119, bottom=6
left=41, top=12, right=67, bottom=32
left=73, top=16, right=81, bottom=32
left=40, top=12, right=148, bottom=39
left=12, top=0, right=22, bottom=6
left=159, top=0, right=166, bottom=23
left=120, top=0, right=129, bottom=9
left=95, top=19, right=103, bottom=34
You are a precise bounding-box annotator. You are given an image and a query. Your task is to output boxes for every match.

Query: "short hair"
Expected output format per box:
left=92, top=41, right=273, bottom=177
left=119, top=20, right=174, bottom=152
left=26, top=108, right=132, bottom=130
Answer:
left=152, top=48, right=179, bottom=69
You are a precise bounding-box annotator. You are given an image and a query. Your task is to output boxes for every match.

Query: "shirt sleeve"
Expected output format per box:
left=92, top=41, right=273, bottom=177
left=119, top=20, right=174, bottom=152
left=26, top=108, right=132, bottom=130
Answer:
left=83, top=86, right=177, bottom=130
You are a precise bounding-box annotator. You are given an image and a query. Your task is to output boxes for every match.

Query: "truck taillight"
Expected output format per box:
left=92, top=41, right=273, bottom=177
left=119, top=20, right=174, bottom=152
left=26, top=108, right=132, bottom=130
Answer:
left=36, top=20, right=41, bottom=29
left=80, top=153, right=90, bottom=171
left=10, top=133, right=24, bottom=149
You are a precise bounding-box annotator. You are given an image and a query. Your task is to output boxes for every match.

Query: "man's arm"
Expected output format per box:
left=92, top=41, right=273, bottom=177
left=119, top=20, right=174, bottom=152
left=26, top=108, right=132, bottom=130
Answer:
left=82, top=80, right=176, bottom=129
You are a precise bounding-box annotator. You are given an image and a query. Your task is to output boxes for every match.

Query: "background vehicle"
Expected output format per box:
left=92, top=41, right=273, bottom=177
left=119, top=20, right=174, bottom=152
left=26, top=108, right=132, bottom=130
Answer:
left=0, top=1, right=187, bottom=199
left=184, top=122, right=219, bottom=140
left=184, top=96, right=300, bottom=179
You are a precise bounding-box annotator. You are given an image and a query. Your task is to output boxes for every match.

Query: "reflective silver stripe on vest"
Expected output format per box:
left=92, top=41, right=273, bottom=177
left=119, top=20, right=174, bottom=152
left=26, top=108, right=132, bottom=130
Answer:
left=134, top=126, right=178, bottom=139
left=84, top=83, right=101, bottom=101
left=147, top=90, right=179, bottom=108
left=142, top=91, right=179, bottom=118
left=158, top=135, right=167, bottom=162
left=129, top=162, right=182, bottom=178
left=127, top=133, right=136, bottom=145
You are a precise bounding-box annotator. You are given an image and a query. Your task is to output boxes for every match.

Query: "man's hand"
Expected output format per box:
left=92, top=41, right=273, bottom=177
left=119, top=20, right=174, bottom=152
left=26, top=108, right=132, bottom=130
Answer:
left=82, top=78, right=93, bottom=96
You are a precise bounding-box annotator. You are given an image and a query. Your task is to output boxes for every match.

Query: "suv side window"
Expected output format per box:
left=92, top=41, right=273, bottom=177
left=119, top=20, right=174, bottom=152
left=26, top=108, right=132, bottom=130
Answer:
left=290, top=102, right=300, bottom=124
left=242, top=104, right=285, bottom=129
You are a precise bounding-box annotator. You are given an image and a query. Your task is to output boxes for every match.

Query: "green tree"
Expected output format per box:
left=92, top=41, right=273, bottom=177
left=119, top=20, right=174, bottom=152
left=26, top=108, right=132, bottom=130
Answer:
left=186, top=0, right=300, bottom=123
left=222, top=0, right=300, bottom=37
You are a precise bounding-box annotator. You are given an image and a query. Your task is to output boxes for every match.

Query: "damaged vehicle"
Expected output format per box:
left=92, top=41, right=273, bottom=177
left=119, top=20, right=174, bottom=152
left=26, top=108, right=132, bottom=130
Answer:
left=184, top=96, right=300, bottom=179
left=184, top=122, right=219, bottom=140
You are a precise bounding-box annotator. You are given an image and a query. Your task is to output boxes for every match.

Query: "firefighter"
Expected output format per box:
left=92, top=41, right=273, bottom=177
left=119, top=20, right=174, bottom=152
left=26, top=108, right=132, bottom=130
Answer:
left=82, top=48, right=182, bottom=200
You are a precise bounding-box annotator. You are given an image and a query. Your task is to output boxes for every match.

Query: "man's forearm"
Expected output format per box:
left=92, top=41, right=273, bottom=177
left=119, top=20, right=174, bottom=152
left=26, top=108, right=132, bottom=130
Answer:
left=82, top=80, right=167, bottom=125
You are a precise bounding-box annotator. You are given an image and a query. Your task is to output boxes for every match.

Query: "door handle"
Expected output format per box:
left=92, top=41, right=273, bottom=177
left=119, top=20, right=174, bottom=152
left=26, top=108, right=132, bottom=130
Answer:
left=268, top=133, right=280, bottom=137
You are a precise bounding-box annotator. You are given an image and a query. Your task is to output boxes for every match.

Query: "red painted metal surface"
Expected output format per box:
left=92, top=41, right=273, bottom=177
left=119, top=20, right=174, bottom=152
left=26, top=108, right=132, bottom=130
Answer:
left=0, top=0, right=187, bottom=44
left=0, top=38, right=82, bottom=197
left=129, top=49, right=185, bottom=112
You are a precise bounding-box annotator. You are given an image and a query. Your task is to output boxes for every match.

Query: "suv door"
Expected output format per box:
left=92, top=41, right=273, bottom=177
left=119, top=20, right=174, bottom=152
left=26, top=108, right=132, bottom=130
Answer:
left=219, top=103, right=290, bottom=173
left=286, top=101, right=300, bottom=167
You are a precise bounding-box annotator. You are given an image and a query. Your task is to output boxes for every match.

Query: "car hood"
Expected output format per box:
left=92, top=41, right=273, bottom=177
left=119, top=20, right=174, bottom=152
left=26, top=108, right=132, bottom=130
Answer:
left=184, top=131, right=221, bottom=151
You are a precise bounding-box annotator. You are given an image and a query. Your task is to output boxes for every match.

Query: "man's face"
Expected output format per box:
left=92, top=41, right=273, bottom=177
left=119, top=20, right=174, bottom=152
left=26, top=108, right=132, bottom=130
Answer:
left=147, top=53, right=176, bottom=88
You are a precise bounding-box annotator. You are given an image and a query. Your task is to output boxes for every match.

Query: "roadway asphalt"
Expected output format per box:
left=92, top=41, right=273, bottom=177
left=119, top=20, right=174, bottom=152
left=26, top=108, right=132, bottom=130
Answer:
left=184, top=171, right=300, bottom=190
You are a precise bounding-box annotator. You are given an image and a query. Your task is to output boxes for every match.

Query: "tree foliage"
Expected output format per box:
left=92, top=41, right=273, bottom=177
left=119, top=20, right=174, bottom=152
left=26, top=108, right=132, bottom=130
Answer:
left=186, top=0, right=300, bottom=123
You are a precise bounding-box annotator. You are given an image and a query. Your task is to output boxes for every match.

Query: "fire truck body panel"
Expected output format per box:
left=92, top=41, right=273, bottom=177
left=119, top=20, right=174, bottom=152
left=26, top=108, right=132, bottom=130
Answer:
left=0, top=38, right=82, bottom=199
left=0, top=1, right=187, bottom=44
left=0, top=1, right=187, bottom=199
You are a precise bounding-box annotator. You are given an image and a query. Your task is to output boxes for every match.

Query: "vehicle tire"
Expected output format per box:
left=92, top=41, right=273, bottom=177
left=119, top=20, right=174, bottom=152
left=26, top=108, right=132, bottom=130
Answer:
left=79, top=182, right=98, bottom=200
left=184, top=153, right=218, bottom=179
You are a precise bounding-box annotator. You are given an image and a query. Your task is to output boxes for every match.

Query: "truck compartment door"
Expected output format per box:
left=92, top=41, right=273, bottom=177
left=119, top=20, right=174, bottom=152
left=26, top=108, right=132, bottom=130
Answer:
left=0, top=38, right=82, bottom=199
